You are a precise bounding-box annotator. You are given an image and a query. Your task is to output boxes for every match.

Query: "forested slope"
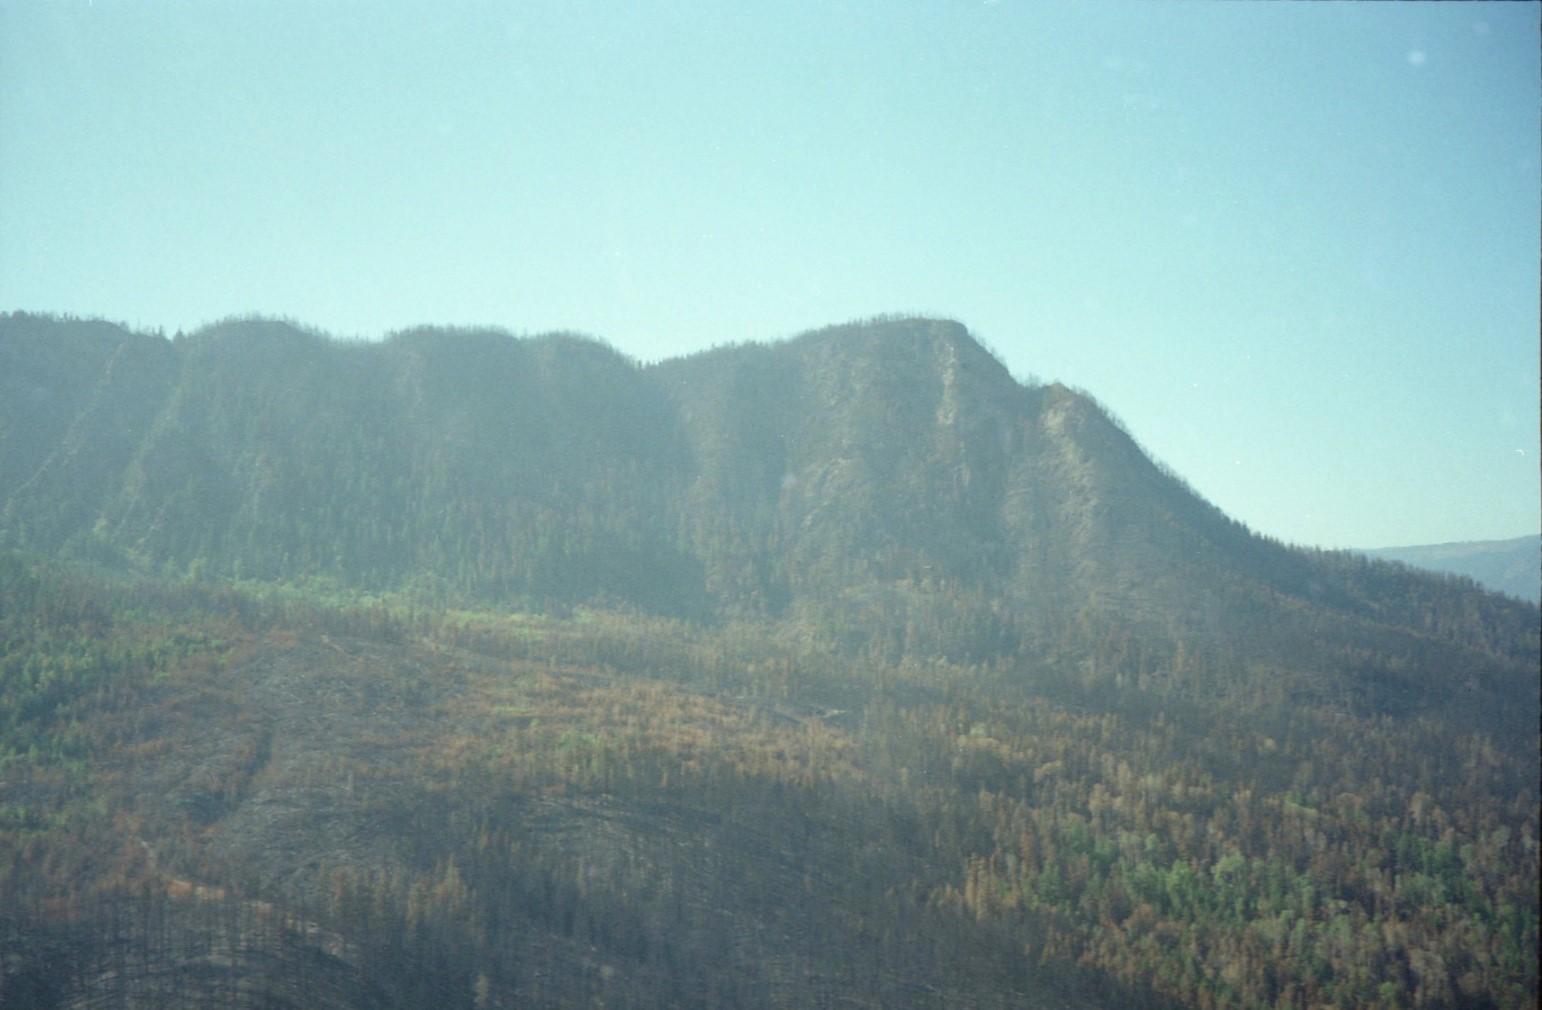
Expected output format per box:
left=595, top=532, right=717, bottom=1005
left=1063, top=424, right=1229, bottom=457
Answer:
left=0, top=312, right=1537, bottom=1008
left=0, top=556, right=1535, bottom=1008
left=3, top=312, right=1533, bottom=670
left=1362, top=536, right=1540, bottom=604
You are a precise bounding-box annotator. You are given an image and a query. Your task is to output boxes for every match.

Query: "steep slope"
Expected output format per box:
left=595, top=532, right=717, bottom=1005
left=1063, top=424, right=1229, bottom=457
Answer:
left=1, top=312, right=1535, bottom=688
left=654, top=319, right=1538, bottom=718
left=0, top=314, right=136, bottom=501
left=379, top=326, right=699, bottom=611
left=654, top=319, right=1027, bottom=612
left=655, top=317, right=1270, bottom=623
left=1, top=310, right=1538, bottom=1009
left=4, top=329, right=181, bottom=558
left=1, top=316, right=704, bottom=614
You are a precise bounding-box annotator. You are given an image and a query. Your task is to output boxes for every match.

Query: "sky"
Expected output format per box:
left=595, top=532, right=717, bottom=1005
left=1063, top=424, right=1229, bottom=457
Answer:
left=2, top=1, right=1537, bottom=550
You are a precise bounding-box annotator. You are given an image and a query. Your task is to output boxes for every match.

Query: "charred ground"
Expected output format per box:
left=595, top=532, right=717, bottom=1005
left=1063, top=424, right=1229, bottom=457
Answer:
left=1, top=314, right=1537, bottom=1008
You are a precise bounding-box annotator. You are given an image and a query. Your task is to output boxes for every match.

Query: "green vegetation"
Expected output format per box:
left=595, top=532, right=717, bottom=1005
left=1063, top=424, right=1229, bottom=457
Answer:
left=1, top=313, right=1536, bottom=1007
left=0, top=556, right=1534, bottom=1008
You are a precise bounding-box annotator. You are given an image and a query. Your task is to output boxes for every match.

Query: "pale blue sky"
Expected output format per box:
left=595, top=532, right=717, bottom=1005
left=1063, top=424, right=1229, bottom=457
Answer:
left=2, top=1, right=1537, bottom=549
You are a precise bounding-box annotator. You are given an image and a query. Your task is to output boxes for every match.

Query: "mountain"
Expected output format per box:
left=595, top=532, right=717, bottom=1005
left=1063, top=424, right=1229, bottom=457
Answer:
left=0, top=313, right=1320, bottom=631
left=1360, top=535, right=1540, bottom=604
left=1, top=311, right=1537, bottom=1009
left=4, top=313, right=1533, bottom=667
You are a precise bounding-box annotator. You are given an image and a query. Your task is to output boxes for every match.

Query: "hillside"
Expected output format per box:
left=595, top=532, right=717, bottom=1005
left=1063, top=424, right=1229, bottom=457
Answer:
left=3, top=313, right=1534, bottom=671
left=1, top=312, right=1538, bottom=1009
left=1361, top=536, right=1540, bottom=604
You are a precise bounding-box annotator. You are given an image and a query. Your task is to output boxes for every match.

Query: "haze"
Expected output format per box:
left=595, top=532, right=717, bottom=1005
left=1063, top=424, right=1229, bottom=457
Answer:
left=1, top=0, right=1537, bottom=549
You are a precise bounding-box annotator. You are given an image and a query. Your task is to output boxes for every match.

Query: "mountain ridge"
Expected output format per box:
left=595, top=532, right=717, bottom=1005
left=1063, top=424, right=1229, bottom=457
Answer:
left=3, top=311, right=1534, bottom=662
left=1360, top=534, right=1539, bottom=604
left=1, top=311, right=1538, bottom=1010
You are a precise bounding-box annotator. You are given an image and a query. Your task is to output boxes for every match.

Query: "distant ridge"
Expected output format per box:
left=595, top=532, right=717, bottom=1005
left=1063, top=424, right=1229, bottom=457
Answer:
left=1361, top=534, right=1540, bottom=604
